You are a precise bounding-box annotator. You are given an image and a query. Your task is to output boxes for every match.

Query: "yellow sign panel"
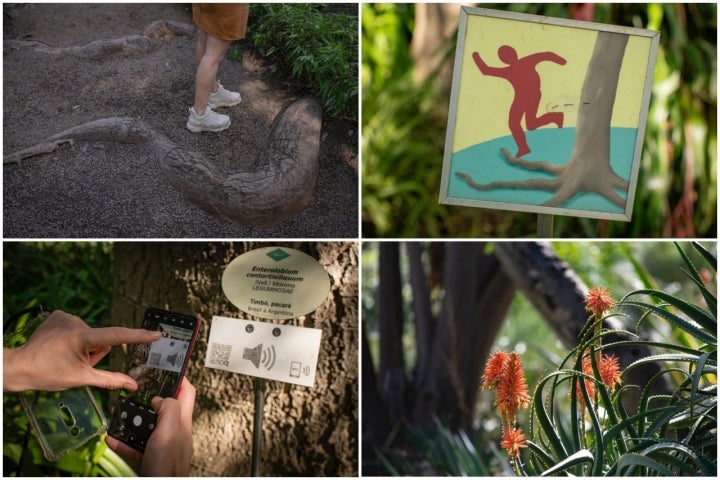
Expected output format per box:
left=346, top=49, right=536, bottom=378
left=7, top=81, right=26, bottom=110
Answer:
left=440, top=8, right=659, bottom=221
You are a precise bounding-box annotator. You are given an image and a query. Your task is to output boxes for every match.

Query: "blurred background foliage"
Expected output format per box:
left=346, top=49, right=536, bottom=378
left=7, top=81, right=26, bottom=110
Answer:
left=3, top=242, right=136, bottom=476
left=362, top=3, right=716, bottom=238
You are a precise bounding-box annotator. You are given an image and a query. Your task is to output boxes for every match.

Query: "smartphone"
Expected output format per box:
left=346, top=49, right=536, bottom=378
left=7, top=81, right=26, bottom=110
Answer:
left=107, top=308, right=199, bottom=451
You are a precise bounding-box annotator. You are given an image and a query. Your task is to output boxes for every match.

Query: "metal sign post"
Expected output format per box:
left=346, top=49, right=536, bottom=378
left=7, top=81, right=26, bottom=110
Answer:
left=205, top=246, right=331, bottom=476
left=537, top=214, right=554, bottom=237
left=251, top=377, right=266, bottom=476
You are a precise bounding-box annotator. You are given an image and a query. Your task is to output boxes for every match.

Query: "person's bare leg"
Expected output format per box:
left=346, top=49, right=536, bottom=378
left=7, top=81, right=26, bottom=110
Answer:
left=196, top=30, right=207, bottom=64
left=193, top=33, right=231, bottom=116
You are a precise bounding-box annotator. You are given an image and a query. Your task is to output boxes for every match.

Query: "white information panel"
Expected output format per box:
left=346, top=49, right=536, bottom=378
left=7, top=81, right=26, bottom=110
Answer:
left=205, top=316, right=322, bottom=387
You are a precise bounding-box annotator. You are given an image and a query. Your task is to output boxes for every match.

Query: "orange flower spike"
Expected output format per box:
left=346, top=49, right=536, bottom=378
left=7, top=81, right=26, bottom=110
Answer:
left=500, top=427, right=528, bottom=459
left=481, top=350, right=509, bottom=390
left=585, top=286, right=615, bottom=318
left=599, top=354, right=622, bottom=392
left=575, top=354, right=596, bottom=408
left=496, top=352, right=530, bottom=417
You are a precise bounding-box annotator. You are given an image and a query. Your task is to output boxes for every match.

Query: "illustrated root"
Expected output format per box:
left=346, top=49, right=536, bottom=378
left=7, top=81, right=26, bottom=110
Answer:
left=455, top=148, right=628, bottom=210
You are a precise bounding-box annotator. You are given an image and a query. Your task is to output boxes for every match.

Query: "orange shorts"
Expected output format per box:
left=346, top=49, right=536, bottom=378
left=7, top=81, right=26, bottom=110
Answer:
left=192, top=3, right=249, bottom=41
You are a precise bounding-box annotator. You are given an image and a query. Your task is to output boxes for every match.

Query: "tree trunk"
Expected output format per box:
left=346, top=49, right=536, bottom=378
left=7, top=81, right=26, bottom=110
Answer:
left=110, top=242, right=358, bottom=476
left=411, top=242, right=515, bottom=431
left=410, top=3, right=460, bottom=93
left=406, top=243, right=434, bottom=388
left=377, top=243, right=406, bottom=424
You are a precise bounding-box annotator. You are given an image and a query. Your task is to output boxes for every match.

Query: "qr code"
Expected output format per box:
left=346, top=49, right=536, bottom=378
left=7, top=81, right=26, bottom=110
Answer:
left=148, top=352, right=162, bottom=367
left=210, top=343, right=232, bottom=367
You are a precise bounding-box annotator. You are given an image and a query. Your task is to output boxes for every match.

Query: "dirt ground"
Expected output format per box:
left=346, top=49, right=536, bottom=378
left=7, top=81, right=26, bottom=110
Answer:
left=2, top=3, right=358, bottom=238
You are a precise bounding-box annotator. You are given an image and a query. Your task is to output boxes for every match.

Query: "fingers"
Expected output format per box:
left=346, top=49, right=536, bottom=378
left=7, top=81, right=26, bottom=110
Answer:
left=150, top=378, right=196, bottom=424
left=105, top=435, right=143, bottom=464
left=87, top=345, right=112, bottom=366
left=85, top=326, right=162, bottom=349
left=177, top=378, right=197, bottom=425
left=81, top=368, right=138, bottom=391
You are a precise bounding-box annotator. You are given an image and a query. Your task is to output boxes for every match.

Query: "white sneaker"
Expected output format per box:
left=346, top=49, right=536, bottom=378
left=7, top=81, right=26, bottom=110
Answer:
left=186, top=106, right=231, bottom=132
left=208, top=81, right=242, bottom=108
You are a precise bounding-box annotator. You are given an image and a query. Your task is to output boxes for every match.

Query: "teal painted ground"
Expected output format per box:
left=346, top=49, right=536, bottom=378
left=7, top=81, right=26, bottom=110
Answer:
left=448, top=128, right=636, bottom=213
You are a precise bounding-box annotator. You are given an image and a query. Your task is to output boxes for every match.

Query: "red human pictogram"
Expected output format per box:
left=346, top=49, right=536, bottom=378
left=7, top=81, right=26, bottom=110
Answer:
left=473, top=45, right=566, bottom=157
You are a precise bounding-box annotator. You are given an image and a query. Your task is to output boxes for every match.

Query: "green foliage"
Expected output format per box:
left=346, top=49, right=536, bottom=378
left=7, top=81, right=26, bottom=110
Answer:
left=625, top=3, right=717, bottom=238
left=248, top=3, right=358, bottom=118
left=361, top=3, right=717, bottom=237
left=523, top=242, right=717, bottom=476
left=361, top=4, right=496, bottom=237
left=3, top=242, right=113, bottom=328
left=3, top=243, right=134, bottom=476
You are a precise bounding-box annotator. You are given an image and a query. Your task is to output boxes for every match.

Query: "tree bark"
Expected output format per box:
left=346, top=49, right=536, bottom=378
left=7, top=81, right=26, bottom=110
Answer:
left=377, top=243, right=406, bottom=424
left=110, top=242, right=358, bottom=476
left=411, top=242, right=515, bottom=431
left=410, top=3, right=459, bottom=93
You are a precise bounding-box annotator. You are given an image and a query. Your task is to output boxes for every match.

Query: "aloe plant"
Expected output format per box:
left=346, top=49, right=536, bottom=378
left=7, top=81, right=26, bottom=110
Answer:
left=521, top=242, right=716, bottom=476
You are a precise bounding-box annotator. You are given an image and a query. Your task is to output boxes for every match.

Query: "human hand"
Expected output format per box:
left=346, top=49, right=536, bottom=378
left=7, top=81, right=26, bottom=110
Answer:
left=106, top=378, right=196, bottom=476
left=3, top=310, right=161, bottom=393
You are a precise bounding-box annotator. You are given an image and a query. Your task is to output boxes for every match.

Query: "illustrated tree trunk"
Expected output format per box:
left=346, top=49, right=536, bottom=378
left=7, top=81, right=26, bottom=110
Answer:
left=456, top=31, right=632, bottom=209
left=494, top=241, right=672, bottom=412
left=110, top=242, right=358, bottom=476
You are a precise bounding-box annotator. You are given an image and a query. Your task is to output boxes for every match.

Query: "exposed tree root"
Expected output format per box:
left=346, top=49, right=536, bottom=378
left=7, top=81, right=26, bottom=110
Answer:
left=3, top=98, right=323, bottom=227
left=3, top=20, right=195, bottom=58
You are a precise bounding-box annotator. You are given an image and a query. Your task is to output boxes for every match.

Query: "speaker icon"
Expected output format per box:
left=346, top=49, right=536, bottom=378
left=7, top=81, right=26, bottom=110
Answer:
left=243, top=343, right=276, bottom=370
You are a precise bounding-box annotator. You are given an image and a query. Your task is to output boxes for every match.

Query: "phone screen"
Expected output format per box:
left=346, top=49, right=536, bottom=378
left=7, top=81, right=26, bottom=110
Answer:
left=108, top=308, right=198, bottom=451
left=125, top=318, right=196, bottom=405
